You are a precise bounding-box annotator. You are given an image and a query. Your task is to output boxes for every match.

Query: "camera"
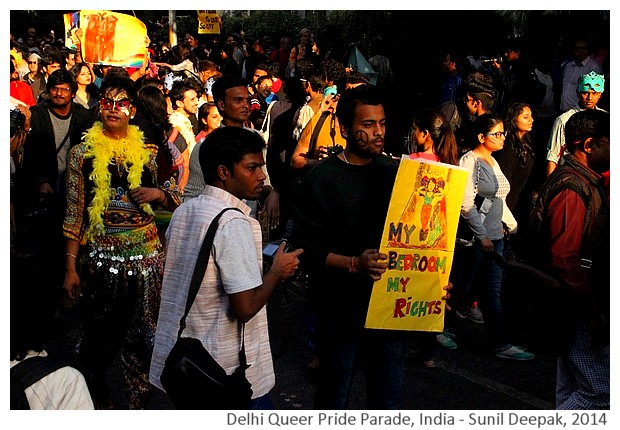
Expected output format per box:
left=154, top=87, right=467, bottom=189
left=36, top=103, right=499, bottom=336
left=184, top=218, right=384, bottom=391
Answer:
left=325, top=145, right=344, bottom=157
left=481, top=56, right=505, bottom=65
left=10, top=108, right=25, bottom=138
left=262, top=239, right=294, bottom=261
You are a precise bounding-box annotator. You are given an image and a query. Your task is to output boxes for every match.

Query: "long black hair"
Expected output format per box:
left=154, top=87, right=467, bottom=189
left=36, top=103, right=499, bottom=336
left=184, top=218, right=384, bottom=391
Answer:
left=412, top=108, right=459, bottom=165
left=504, top=102, right=533, bottom=166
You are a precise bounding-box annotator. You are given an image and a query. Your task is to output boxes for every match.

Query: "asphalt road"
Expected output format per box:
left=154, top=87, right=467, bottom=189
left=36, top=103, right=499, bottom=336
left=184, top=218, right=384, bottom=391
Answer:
left=46, top=277, right=557, bottom=411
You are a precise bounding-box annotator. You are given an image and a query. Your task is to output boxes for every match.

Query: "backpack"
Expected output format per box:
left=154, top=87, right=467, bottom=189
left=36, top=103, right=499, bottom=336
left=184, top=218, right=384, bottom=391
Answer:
left=503, top=164, right=600, bottom=355
left=10, top=355, right=72, bottom=409
left=439, top=101, right=462, bottom=132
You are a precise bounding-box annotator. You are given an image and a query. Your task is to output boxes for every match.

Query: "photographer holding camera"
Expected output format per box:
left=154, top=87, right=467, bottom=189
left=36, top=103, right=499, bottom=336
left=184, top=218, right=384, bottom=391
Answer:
left=487, top=40, right=545, bottom=112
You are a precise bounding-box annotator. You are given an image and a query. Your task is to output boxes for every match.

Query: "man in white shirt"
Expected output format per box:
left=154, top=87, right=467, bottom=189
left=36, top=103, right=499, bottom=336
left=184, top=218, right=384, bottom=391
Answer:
left=150, top=127, right=302, bottom=409
left=547, top=71, right=605, bottom=176
left=168, top=81, right=199, bottom=155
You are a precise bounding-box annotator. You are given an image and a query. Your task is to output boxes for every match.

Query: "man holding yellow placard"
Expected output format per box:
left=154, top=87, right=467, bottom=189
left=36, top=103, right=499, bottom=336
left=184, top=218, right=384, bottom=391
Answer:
left=290, top=86, right=404, bottom=410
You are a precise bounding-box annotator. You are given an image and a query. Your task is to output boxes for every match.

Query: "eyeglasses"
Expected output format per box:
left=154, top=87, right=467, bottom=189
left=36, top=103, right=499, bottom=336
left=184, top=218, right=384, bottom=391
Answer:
left=485, top=131, right=506, bottom=139
left=100, top=98, right=132, bottom=111
left=27, top=61, right=38, bottom=65
left=50, top=86, right=72, bottom=94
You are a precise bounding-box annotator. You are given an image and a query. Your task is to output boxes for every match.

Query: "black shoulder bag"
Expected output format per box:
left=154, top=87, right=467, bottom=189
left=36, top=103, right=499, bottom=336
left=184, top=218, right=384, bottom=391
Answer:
left=161, top=207, right=253, bottom=410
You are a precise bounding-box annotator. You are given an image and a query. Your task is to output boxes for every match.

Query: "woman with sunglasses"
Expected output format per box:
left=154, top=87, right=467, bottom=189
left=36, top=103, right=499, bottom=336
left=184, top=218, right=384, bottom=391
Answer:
left=62, top=75, right=182, bottom=409
left=454, top=113, right=533, bottom=361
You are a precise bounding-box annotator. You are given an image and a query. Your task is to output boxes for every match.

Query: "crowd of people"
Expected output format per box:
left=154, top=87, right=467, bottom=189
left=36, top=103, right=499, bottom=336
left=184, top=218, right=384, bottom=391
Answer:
left=10, top=22, right=609, bottom=411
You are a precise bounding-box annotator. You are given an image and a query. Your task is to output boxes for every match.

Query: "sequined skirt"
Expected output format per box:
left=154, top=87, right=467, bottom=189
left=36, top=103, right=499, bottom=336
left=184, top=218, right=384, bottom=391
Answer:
left=82, top=222, right=164, bottom=324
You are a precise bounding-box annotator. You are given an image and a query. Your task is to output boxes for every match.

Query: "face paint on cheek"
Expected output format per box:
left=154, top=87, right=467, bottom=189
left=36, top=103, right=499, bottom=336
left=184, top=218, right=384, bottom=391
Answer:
left=355, top=130, right=370, bottom=145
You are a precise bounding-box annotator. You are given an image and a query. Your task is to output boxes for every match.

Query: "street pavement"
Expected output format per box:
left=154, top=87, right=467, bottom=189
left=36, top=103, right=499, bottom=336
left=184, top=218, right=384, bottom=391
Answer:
left=47, top=277, right=557, bottom=411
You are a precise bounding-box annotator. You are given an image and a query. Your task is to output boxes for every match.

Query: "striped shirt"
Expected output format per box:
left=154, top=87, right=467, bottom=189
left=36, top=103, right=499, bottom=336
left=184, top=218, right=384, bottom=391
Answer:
left=149, top=185, right=274, bottom=399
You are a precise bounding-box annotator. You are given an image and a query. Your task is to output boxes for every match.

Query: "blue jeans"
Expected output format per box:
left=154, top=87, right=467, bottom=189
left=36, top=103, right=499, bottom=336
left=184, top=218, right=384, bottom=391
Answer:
left=457, top=239, right=507, bottom=349
left=314, top=328, right=406, bottom=409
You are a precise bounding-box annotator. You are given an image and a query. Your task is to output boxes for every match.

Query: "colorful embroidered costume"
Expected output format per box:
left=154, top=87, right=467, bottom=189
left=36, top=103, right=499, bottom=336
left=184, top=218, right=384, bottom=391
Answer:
left=63, top=122, right=181, bottom=408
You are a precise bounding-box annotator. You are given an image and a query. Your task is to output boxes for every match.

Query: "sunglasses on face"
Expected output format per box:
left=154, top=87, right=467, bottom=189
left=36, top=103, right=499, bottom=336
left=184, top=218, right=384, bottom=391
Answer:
left=100, top=98, right=132, bottom=110
left=28, top=61, right=38, bottom=65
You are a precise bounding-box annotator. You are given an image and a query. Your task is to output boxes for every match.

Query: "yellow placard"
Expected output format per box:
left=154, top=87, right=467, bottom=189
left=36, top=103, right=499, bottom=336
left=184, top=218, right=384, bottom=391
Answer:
left=197, top=10, right=221, bottom=34
left=365, top=156, right=468, bottom=332
left=79, top=10, right=149, bottom=68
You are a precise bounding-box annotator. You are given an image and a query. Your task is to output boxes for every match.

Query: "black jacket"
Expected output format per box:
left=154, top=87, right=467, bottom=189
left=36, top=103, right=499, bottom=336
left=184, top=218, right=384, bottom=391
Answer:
left=21, top=101, right=95, bottom=194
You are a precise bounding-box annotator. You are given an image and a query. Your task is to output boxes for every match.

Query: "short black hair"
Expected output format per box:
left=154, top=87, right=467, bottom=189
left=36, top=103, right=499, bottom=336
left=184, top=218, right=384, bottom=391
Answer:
left=336, top=85, right=384, bottom=131
left=465, top=71, right=497, bottom=109
left=212, top=75, right=247, bottom=104
left=46, top=69, right=77, bottom=94
left=565, top=109, right=610, bottom=153
left=199, top=127, right=265, bottom=184
left=169, top=81, right=196, bottom=107
left=43, top=47, right=65, bottom=69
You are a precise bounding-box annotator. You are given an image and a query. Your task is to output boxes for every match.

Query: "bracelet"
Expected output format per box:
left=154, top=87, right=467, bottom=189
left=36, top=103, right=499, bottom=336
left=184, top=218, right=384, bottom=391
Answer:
left=66, top=252, right=78, bottom=259
left=349, top=256, right=358, bottom=274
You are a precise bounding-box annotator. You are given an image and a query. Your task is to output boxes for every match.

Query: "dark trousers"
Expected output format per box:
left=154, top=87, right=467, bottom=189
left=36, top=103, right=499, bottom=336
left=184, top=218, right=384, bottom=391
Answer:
left=315, top=326, right=406, bottom=409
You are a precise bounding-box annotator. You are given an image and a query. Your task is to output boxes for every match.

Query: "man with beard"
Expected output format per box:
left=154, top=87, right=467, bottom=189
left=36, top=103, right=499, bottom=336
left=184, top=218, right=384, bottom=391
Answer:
left=22, top=69, right=94, bottom=200
left=289, top=86, right=405, bottom=409
left=529, top=109, right=609, bottom=409
left=15, top=69, right=94, bottom=334
left=168, top=81, right=200, bottom=191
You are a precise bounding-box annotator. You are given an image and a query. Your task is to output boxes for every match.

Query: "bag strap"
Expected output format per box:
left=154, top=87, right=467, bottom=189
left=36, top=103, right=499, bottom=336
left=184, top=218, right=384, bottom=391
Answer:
left=308, top=111, right=331, bottom=158
left=474, top=157, right=480, bottom=195
left=11, top=355, right=72, bottom=391
left=260, top=101, right=277, bottom=137
left=472, top=156, right=489, bottom=209
left=55, top=124, right=73, bottom=155
left=178, top=207, right=243, bottom=336
left=177, top=206, right=248, bottom=367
